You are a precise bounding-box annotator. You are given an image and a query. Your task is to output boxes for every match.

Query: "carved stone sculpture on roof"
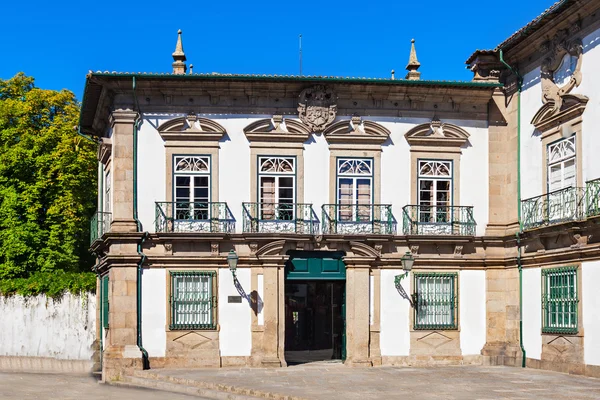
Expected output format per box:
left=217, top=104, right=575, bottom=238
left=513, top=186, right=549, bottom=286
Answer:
left=532, top=27, right=587, bottom=130
left=243, top=115, right=311, bottom=142
left=297, top=85, right=338, bottom=133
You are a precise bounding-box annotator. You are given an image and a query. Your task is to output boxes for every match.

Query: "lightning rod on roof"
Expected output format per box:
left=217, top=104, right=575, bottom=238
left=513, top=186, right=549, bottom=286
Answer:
left=299, top=34, right=303, bottom=76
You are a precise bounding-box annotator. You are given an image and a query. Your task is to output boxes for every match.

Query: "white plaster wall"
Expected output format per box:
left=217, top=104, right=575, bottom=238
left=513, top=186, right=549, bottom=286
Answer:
left=304, top=133, right=330, bottom=212
left=522, top=267, right=542, bottom=360
left=138, top=116, right=167, bottom=233
left=218, top=268, right=252, bottom=356
left=520, top=66, right=544, bottom=200
left=0, top=293, right=96, bottom=360
left=141, top=268, right=166, bottom=357
left=216, top=117, right=254, bottom=234
left=459, top=270, right=486, bottom=355
left=380, top=269, right=410, bottom=356
left=573, top=27, right=600, bottom=182
left=583, top=260, right=600, bottom=365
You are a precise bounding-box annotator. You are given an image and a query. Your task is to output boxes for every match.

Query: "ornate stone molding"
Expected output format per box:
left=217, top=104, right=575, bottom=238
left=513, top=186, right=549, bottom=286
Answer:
left=110, top=109, right=138, bottom=126
left=255, top=240, right=286, bottom=256
left=323, top=116, right=390, bottom=146
left=157, top=114, right=227, bottom=142
left=349, top=241, right=380, bottom=258
left=297, top=85, right=337, bottom=133
left=97, top=138, right=112, bottom=164
left=531, top=94, right=588, bottom=132
left=538, top=31, right=585, bottom=119
left=243, top=115, right=311, bottom=143
left=404, top=117, right=470, bottom=148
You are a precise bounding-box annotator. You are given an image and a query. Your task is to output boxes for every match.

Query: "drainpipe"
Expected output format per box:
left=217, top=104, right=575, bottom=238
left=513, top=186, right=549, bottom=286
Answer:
left=132, top=76, right=150, bottom=369
left=499, top=49, right=526, bottom=368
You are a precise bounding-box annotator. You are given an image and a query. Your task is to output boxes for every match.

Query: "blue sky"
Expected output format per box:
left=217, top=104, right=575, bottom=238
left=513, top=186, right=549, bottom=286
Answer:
left=1, top=0, right=555, bottom=100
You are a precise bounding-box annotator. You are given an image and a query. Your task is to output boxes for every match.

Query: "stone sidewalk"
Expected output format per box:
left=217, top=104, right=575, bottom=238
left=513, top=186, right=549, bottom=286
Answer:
left=128, top=362, right=600, bottom=400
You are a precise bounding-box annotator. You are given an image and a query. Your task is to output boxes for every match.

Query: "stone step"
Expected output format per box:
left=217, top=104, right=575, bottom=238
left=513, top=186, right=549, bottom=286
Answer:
left=129, top=370, right=306, bottom=400
left=118, top=374, right=261, bottom=400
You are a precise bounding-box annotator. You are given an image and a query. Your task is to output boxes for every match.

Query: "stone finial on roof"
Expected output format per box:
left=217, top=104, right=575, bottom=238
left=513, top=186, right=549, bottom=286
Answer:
left=172, top=29, right=187, bottom=75
left=405, top=39, right=421, bottom=81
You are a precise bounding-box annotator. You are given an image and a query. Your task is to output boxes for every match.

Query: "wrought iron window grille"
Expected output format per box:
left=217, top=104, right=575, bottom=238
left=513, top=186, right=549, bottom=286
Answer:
left=541, top=266, right=578, bottom=335
left=169, top=271, right=217, bottom=331
left=413, top=272, right=458, bottom=330
left=155, top=202, right=235, bottom=233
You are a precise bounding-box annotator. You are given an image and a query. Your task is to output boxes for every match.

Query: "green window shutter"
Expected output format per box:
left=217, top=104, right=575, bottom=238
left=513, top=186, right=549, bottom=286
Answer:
left=101, top=275, right=109, bottom=329
left=542, top=267, right=578, bottom=334
left=413, top=273, right=458, bottom=330
left=169, top=271, right=216, bottom=330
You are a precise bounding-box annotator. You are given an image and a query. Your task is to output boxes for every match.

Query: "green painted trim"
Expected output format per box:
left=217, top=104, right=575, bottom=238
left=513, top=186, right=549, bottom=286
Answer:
left=285, top=251, right=346, bottom=281
left=413, top=272, right=458, bottom=330
left=541, top=266, right=579, bottom=335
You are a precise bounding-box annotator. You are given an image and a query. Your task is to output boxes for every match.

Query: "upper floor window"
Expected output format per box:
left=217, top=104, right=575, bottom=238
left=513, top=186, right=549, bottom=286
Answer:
left=259, top=157, right=295, bottom=220
left=174, top=156, right=210, bottom=220
left=547, top=137, right=576, bottom=192
left=337, top=158, right=373, bottom=222
left=418, top=160, right=452, bottom=223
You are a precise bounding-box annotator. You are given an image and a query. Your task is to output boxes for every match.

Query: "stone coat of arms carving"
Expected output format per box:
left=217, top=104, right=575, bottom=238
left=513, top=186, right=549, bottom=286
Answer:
left=297, top=85, right=337, bottom=133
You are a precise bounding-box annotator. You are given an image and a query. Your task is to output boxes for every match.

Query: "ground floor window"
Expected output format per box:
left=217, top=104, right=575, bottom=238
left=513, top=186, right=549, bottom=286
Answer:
left=413, top=272, right=457, bottom=330
left=169, top=271, right=216, bottom=330
left=101, top=275, right=109, bottom=329
left=542, top=266, right=578, bottom=334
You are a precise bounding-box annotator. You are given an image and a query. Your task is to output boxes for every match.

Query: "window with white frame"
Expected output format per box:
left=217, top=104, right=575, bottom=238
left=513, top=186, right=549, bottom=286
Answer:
left=418, top=160, right=452, bottom=223
left=173, top=156, right=211, bottom=220
left=258, top=157, right=295, bottom=220
left=337, top=158, right=373, bottom=222
left=169, top=271, right=216, bottom=330
left=547, top=137, right=576, bottom=192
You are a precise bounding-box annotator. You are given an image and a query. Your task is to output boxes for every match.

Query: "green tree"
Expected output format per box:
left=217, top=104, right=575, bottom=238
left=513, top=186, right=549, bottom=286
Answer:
left=0, top=73, right=97, bottom=279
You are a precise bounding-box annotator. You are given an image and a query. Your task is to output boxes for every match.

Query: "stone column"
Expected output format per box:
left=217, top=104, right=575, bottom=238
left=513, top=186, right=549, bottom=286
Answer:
left=260, top=258, right=285, bottom=367
left=109, top=109, right=138, bottom=233
left=345, top=262, right=372, bottom=367
left=369, top=269, right=382, bottom=366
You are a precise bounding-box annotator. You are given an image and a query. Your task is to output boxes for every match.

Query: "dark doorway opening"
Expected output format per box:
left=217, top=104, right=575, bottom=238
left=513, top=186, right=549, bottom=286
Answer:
left=284, top=281, right=345, bottom=365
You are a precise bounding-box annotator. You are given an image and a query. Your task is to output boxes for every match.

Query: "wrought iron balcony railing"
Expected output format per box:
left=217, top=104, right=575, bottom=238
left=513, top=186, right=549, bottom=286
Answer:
left=321, top=204, right=396, bottom=235
left=586, top=178, right=600, bottom=218
left=402, top=205, right=476, bottom=236
left=242, top=202, right=319, bottom=234
left=155, top=202, right=235, bottom=233
left=90, top=211, right=112, bottom=244
left=521, top=178, right=600, bottom=230
left=521, top=186, right=586, bottom=230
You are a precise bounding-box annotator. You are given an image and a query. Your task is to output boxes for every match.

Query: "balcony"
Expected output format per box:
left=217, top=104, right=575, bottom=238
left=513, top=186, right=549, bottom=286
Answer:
left=155, top=202, right=235, bottom=233
left=321, top=204, right=396, bottom=235
left=522, top=178, right=600, bottom=230
left=402, top=205, right=476, bottom=236
left=242, top=203, right=319, bottom=234
left=90, top=211, right=112, bottom=244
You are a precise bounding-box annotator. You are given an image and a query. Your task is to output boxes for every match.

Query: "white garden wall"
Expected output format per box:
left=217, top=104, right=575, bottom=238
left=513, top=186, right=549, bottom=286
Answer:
left=0, top=292, right=97, bottom=373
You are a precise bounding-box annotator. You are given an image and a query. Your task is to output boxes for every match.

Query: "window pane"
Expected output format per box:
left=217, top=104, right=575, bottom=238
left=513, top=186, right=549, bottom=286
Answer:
left=260, top=177, right=276, bottom=220
left=338, top=178, right=353, bottom=221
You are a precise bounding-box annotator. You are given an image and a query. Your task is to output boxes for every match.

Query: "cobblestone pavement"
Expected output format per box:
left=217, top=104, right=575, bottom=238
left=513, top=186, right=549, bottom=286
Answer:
left=144, top=362, right=600, bottom=400
left=0, top=372, right=204, bottom=400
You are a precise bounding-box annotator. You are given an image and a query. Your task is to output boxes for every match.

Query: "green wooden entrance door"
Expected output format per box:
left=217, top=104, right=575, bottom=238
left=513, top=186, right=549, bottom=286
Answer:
left=284, top=251, right=346, bottom=362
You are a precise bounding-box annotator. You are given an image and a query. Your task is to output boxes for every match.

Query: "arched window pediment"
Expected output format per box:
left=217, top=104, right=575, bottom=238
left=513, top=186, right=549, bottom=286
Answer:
left=243, top=115, right=311, bottom=143
left=323, top=116, right=390, bottom=145
left=157, top=115, right=226, bottom=142
left=404, top=118, right=470, bottom=148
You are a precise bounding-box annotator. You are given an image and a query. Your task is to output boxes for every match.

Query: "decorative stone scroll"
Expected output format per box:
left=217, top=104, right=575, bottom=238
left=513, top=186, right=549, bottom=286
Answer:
left=323, top=116, right=390, bottom=146
left=243, top=115, right=311, bottom=142
left=297, top=85, right=337, bottom=133
left=532, top=29, right=587, bottom=130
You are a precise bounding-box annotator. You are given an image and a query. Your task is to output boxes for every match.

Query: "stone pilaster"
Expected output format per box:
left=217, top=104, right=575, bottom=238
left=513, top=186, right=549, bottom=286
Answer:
left=481, top=267, right=523, bottom=366
left=109, top=110, right=138, bottom=233
left=102, top=262, right=143, bottom=381
left=345, top=262, right=372, bottom=367
left=260, top=259, right=285, bottom=367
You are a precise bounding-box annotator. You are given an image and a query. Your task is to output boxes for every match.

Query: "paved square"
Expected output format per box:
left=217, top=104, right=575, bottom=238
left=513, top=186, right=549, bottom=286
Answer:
left=141, top=363, right=600, bottom=400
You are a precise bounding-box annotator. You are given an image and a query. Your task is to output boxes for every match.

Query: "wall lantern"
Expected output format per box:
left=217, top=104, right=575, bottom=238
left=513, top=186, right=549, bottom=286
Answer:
left=395, top=251, right=415, bottom=307
left=227, top=249, right=238, bottom=278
